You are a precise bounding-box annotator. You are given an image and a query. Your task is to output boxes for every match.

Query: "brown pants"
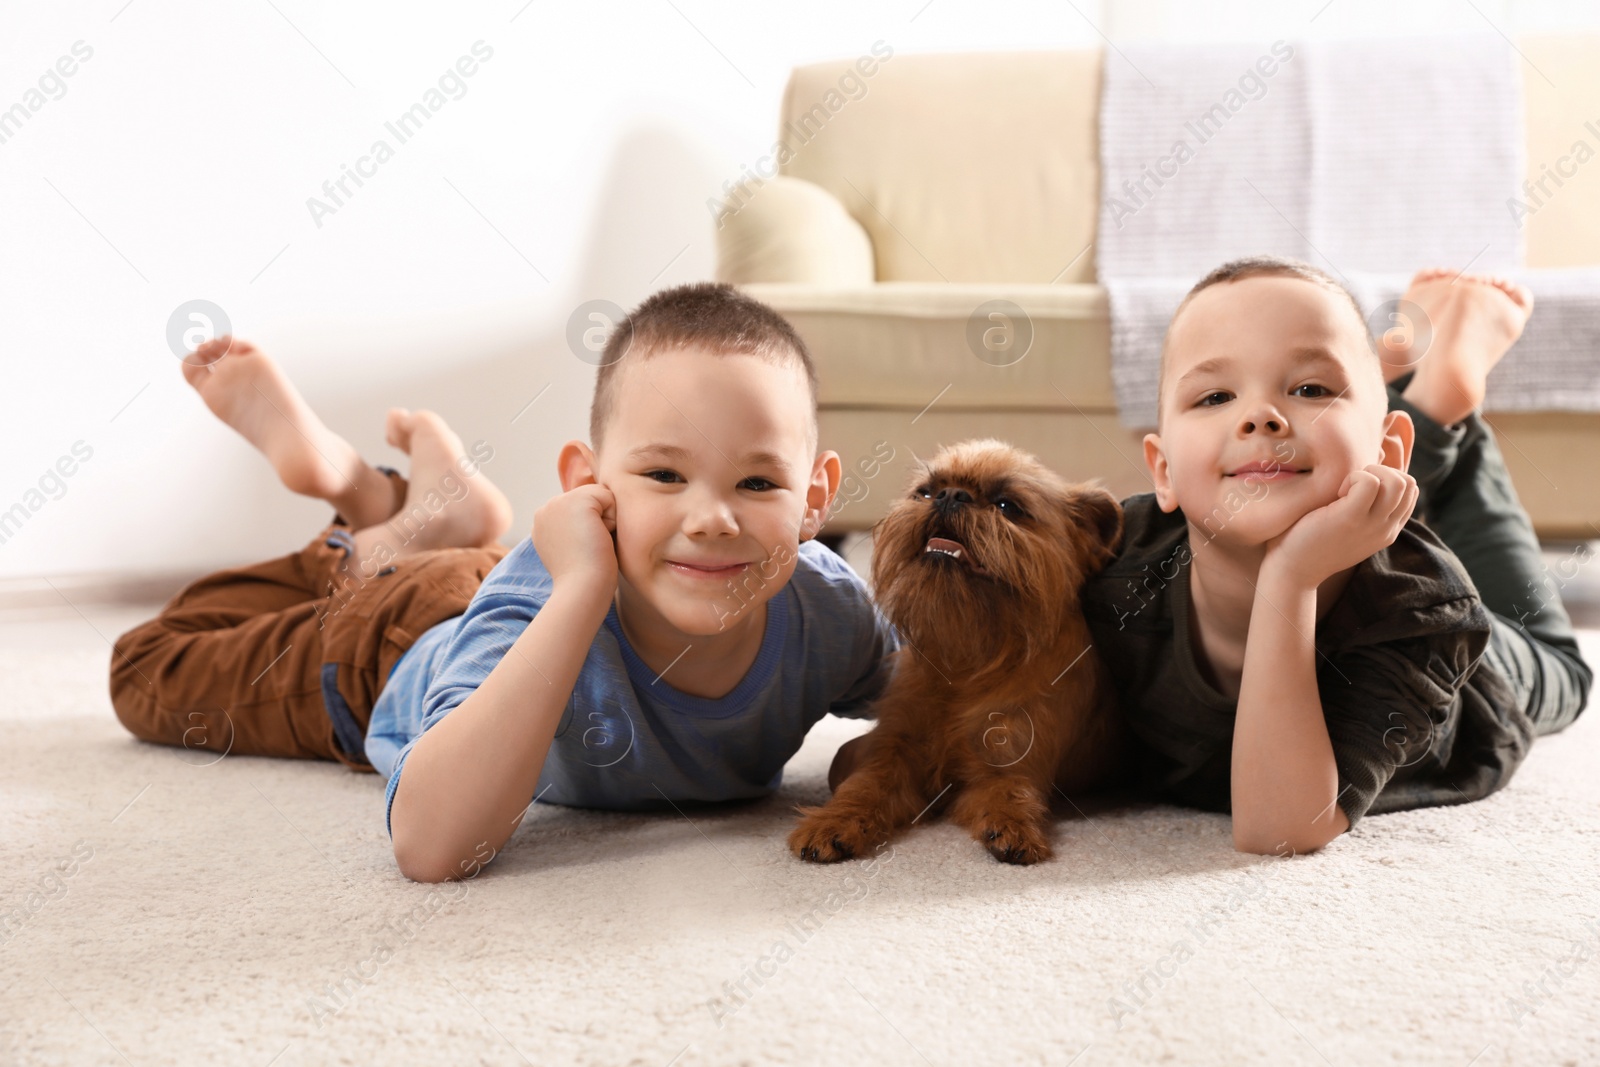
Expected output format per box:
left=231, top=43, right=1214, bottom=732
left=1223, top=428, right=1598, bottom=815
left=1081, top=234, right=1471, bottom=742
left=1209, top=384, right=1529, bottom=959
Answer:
left=109, top=476, right=509, bottom=772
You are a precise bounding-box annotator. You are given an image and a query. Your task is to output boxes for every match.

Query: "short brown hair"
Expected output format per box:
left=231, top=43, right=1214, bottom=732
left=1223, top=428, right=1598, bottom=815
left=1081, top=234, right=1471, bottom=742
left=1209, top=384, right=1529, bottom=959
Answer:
left=589, top=282, right=819, bottom=452
left=1158, top=255, right=1377, bottom=415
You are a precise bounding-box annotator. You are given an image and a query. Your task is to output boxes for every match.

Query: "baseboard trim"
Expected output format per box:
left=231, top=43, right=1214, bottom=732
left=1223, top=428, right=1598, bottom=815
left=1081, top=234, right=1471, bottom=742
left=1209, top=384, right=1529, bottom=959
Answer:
left=0, top=570, right=201, bottom=613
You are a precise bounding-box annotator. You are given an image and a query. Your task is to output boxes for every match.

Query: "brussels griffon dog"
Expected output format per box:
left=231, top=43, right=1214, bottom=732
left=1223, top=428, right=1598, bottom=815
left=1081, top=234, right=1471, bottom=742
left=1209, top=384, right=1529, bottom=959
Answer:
left=787, top=438, right=1129, bottom=865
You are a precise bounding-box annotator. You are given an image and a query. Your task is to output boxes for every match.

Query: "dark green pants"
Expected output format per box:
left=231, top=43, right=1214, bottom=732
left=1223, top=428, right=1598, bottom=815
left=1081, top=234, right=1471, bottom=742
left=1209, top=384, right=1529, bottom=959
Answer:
left=1390, top=378, right=1592, bottom=736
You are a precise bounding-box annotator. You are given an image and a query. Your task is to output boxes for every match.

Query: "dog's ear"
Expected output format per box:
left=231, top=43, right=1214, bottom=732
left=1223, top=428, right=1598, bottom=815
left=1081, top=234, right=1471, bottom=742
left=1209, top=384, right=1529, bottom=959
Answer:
left=1067, top=486, right=1123, bottom=568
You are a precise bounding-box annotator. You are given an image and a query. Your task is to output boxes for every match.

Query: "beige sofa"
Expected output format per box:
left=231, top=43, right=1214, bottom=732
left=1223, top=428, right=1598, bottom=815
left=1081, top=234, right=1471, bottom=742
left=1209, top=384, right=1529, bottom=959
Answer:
left=715, top=42, right=1600, bottom=540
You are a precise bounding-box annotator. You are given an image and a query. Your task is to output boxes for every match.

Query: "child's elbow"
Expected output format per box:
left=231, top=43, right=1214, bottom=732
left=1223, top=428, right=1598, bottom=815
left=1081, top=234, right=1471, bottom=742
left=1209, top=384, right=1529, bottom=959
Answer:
left=1232, top=826, right=1337, bottom=857
left=394, top=827, right=501, bottom=884
left=394, top=840, right=458, bottom=884
left=1232, top=799, right=1350, bottom=856
left=392, top=820, right=471, bottom=883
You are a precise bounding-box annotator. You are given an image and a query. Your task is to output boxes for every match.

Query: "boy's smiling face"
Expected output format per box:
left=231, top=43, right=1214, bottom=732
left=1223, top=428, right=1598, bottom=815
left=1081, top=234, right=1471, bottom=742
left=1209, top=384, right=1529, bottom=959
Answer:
left=1145, top=274, right=1409, bottom=547
left=576, top=346, right=839, bottom=636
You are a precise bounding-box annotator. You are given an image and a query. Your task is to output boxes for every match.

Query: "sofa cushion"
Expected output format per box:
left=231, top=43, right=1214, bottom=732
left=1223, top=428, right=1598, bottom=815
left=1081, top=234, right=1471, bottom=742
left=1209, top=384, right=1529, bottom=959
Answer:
left=1520, top=35, right=1600, bottom=269
left=778, top=50, right=1102, bottom=285
left=741, top=281, right=1115, bottom=410
left=715, top=176, right=876, bottom=285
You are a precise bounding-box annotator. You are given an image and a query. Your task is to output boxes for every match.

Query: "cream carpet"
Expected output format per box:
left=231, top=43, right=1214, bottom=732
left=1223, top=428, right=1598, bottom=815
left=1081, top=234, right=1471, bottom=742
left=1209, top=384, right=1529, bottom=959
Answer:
left=2, top=611, right=1597, bottom=1067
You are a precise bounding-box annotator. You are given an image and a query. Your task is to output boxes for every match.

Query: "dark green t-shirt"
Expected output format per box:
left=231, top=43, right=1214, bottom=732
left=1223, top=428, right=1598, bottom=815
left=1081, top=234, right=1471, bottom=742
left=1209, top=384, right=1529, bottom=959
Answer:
left=1081, top=493, right=1536, bottom=832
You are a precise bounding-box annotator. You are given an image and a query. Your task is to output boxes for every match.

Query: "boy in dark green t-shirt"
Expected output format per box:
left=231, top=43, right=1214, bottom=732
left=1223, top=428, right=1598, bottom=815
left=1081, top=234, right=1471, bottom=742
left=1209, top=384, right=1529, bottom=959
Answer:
left=1080, top=259, right=1591, bottom=855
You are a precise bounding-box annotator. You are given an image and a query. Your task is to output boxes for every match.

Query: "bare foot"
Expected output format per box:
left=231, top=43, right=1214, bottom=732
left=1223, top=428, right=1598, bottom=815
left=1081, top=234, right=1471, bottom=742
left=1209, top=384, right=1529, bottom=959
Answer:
left=1396, top=271, right=1534, bottom=426
left=182, top=336, right=401, bottom=529
left=1377, top=267, right=1452, bottom=383
left=378, top=408, right=513, bottom=550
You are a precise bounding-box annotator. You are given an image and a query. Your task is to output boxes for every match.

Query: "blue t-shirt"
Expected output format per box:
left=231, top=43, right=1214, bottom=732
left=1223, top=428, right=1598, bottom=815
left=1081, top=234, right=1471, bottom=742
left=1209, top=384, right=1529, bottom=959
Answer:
left=365, top=537, right=900, bottom=838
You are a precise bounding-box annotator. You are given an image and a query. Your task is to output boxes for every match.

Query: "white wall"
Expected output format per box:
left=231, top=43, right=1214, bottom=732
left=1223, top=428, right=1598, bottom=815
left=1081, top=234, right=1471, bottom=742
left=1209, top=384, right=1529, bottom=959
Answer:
left=1, top=0, right=1590, bottom=581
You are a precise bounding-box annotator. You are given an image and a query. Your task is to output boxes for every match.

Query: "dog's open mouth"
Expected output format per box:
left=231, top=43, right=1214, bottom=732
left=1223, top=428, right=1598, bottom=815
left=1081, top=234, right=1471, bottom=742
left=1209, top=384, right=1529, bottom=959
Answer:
left=924, top=536, right=989, bottom=575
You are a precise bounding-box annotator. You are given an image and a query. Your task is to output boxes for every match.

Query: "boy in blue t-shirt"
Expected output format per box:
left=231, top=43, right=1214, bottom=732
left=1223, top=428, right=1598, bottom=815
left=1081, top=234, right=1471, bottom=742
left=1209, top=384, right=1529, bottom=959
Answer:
left=110, top=283, right=899, bottom=883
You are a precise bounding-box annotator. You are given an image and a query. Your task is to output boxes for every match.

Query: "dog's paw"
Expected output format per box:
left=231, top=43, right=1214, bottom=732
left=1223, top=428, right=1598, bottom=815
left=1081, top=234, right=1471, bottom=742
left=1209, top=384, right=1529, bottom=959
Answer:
left=787, top=808, right=884, bottom=863
left=978, top=819, right=1053, bottom=865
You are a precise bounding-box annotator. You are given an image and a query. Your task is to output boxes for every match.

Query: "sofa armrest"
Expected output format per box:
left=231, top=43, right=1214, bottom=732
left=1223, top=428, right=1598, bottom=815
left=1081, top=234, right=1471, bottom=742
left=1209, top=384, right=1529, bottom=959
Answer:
left=714, top=175, right=875, bottom=286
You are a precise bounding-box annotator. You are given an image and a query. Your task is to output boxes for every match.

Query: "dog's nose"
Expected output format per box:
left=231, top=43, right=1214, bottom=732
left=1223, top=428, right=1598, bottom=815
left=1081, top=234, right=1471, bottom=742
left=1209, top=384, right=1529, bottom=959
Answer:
left=933, top=486, right=972, bottom=515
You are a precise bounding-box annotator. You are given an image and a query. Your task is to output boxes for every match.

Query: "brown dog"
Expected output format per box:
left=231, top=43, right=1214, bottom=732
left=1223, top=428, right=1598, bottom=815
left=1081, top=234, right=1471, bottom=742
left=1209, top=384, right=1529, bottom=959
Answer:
left=788, top=438, right=1130, bottom=865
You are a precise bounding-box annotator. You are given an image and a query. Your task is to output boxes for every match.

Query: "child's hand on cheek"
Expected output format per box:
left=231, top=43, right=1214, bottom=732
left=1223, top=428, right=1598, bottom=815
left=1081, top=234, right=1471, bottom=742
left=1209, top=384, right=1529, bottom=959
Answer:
left=1262, top=465, right=1419, bottom=588
left=532, top=483, right=619, bottom=600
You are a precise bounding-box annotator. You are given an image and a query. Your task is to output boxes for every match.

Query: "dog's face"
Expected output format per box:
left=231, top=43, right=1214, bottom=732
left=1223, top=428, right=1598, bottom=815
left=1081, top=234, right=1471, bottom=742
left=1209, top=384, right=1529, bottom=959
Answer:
left=871, top=439, right=1122, bottom=672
